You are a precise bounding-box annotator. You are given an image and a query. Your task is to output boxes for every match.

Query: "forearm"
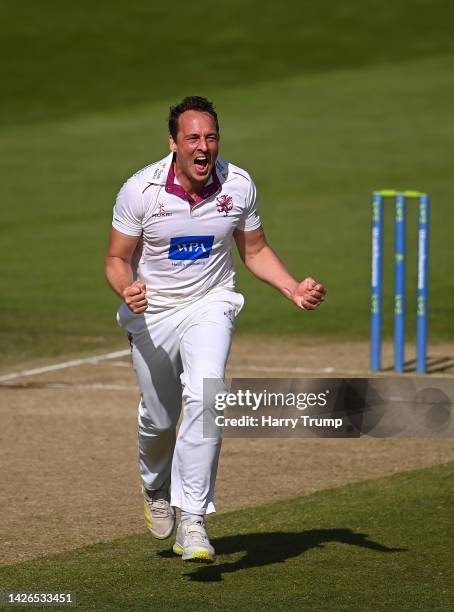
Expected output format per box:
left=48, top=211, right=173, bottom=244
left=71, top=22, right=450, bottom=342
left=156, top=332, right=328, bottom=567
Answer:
left=243, top=244, right=299, bottom=301
left=105, top=256, right=134, bottom=299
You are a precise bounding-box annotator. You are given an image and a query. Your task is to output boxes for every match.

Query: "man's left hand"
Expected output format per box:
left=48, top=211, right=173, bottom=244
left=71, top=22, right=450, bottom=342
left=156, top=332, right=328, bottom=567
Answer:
left=292, top=277, right=326, bottom=310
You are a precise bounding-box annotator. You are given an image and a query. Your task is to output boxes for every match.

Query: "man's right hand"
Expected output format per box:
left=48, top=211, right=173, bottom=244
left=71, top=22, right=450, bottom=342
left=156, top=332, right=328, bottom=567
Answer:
left=123, top=281, right=148, bottom=313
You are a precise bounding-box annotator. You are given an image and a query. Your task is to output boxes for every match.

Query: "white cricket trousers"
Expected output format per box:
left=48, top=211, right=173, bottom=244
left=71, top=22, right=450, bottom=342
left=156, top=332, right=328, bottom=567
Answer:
left=117, top=288, right=244, bottom=515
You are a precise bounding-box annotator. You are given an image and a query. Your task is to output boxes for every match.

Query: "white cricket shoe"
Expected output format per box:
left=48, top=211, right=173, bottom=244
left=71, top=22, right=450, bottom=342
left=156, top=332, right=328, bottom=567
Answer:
left=143, top=486, right=175, bottom=540
left=173, top=519, right=216, bottom=563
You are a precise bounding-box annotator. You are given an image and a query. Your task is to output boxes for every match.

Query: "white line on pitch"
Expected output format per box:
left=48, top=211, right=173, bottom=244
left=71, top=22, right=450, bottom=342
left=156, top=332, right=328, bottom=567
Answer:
left=2, top=350, right=448, bottom=384
left=52, top=383, right=137, bottom=390
left=0, top=349, right=131, bottom=382
left=1, top=382, right=138, bottom=390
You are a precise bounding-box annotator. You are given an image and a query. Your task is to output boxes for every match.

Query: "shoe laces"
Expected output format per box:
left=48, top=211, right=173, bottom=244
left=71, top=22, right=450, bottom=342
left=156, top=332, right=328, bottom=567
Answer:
left=186, top=520, right=208, bottom=545
left=146, top=489, right=171, bottom=518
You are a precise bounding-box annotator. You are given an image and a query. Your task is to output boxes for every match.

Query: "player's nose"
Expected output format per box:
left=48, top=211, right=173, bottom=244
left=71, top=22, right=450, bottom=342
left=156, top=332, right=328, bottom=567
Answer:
left=198, top=137, right=208, bottom=151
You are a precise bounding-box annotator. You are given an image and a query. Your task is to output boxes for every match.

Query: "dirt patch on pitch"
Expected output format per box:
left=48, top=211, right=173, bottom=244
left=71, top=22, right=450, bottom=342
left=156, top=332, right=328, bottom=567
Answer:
left=0, top=336, right=453, bottom=565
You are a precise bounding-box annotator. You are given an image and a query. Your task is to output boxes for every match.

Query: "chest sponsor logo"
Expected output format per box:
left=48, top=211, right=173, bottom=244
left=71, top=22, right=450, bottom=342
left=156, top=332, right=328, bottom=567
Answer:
left=216, top=194, right=233, bottom=216
left=168, top=235, right=215, bottom=260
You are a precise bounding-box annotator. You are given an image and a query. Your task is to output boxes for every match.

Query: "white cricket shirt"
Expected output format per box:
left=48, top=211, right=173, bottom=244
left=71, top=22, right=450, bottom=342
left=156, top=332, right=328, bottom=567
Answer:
left=112, top=152, right=261, bottom=310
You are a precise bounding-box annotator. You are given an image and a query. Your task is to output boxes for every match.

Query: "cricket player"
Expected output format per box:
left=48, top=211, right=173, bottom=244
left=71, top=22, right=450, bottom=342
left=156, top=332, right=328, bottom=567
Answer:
left=105, top=96, right=326, bottom=563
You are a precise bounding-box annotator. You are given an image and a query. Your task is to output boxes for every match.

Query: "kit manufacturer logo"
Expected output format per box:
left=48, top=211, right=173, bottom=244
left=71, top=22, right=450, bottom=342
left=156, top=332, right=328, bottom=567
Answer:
left=152, top=203, right=172, bottom=217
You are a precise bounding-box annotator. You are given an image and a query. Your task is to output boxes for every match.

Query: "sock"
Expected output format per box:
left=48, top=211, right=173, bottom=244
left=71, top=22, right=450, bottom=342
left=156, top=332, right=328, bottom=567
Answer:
left=181, top=510, right=204, bottom=525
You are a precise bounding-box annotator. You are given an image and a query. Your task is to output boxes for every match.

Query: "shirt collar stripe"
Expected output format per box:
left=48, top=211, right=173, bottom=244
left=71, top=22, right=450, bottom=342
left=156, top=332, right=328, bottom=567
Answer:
left=165, top=155, right=221, bottom=207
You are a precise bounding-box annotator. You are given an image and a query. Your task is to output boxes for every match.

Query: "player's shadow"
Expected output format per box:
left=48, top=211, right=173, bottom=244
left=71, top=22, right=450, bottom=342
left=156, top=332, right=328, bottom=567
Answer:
left=158, top=529, right=406, bottom=582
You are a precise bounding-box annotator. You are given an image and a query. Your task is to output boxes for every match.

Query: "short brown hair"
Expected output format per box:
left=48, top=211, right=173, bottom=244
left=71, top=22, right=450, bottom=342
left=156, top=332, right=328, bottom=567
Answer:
left=168, top=96, right=219, bottom=140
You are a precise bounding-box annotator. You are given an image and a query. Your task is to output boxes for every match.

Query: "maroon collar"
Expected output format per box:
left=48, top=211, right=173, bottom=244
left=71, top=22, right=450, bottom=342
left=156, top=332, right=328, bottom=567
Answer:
left=165, top=156, right=221, bottom=207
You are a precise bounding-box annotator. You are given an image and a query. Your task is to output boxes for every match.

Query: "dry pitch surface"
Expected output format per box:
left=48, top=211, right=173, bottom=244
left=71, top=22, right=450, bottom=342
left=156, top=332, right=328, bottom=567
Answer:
left=1, top=336, right=453, bottom=565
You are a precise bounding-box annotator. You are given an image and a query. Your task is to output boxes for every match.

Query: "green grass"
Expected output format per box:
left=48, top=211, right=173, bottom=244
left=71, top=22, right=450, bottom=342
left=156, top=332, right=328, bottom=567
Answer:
left=3, top=0, right=454, bottom=130
left=1, top=462, right=453, bottom=610
left=1, top=1, right=454, bottom=366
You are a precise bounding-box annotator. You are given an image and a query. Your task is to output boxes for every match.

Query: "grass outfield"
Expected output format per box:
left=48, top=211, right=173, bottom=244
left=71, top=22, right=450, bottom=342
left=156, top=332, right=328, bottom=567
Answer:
left=3, top=1, right=454, bottom=130
left=1, top=2, right=454, bottom=366
left=1, top=463, right=453, bottom=610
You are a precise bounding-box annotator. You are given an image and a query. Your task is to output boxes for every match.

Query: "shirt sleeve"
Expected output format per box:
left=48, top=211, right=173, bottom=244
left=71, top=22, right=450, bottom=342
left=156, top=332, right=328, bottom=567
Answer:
left=236, top=178, right=262, bottom=232
left=112, top=177, right=144, bottom=236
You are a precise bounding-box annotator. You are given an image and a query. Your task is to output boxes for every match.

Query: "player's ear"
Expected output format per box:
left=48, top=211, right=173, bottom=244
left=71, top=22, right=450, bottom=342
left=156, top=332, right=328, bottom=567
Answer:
left=169, top=136, right=177, bottom=153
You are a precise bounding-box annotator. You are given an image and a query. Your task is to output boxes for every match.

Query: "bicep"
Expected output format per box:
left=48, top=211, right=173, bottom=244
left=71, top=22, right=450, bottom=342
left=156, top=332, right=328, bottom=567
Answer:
left=107, top=227, right=141, bottom=262
left=234, top=226, right=267, bottom=261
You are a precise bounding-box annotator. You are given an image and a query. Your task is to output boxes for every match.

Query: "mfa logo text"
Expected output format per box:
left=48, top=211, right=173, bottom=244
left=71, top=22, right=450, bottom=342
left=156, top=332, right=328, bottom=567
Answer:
left=168, top=236, right=215, bottom=260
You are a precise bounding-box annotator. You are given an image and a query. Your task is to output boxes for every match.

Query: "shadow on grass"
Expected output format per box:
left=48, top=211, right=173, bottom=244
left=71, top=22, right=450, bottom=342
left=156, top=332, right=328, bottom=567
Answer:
left=158, top=529, right=406, bottom=582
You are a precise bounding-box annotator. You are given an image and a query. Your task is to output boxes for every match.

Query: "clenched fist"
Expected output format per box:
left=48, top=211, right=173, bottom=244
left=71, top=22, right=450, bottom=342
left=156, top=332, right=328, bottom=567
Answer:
left=291, top=277, right=326, bottom=311
left=123, top=281, right=148, bottom=314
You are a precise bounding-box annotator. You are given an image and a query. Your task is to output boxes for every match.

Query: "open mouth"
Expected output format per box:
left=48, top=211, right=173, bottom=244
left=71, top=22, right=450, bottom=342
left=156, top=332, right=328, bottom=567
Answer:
left=194, top=156, right=209, bottom=173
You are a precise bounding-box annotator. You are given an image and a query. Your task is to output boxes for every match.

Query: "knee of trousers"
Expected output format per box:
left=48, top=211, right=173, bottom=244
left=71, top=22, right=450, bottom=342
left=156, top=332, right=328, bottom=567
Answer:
left=182, top=373, right=228, bottom=420
left=138, top=399, right=179, bottom=434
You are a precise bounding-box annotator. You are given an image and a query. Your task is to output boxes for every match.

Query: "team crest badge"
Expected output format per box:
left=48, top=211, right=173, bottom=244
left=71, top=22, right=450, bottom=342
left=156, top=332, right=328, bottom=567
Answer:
left=216, top=194, right=233, bottom=216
